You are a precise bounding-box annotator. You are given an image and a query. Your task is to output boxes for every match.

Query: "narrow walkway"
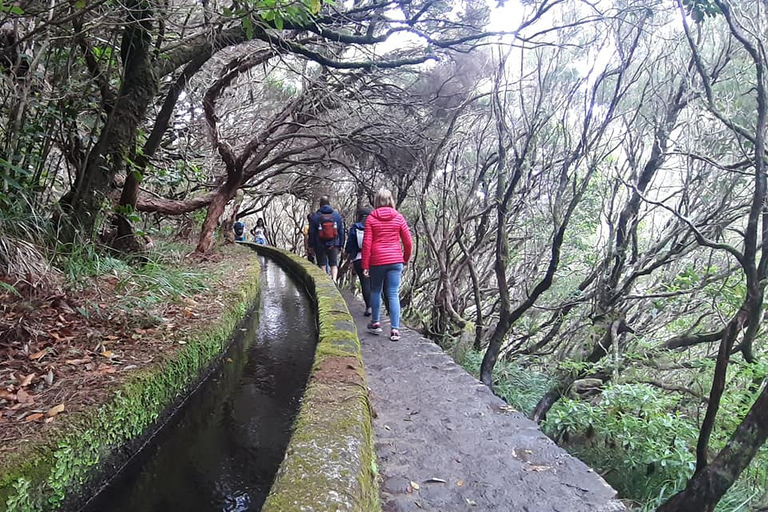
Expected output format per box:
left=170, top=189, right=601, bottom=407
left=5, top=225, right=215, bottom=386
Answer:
left=342, top=292, right=624, bottom=512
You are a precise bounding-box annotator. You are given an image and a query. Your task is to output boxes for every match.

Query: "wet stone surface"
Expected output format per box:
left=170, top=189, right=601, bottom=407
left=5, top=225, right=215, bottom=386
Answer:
left=343, top=292, right=624, bottom=512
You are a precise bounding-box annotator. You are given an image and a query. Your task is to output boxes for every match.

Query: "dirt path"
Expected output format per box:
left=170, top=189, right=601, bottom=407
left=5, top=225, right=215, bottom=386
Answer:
left=343, top=292, right=624, bottom=512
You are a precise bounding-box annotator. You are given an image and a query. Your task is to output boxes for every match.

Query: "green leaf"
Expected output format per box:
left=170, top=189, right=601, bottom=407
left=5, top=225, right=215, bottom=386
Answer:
left=274, top=15, right=284, bottom=30
left=242, top=15, right=254, bottom=38
left=0, top=281, right=21, bottom=297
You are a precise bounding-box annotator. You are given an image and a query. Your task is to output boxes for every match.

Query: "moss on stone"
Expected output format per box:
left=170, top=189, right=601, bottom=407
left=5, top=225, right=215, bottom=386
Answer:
left=0, top=249, right=261, bottom=512
left=241, top=243, right=381, bottom=512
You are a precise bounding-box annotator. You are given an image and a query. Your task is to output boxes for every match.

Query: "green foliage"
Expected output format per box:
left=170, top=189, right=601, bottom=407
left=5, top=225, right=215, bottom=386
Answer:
left=0, top=159, right=32, bottom=210
left=460, top=352, right=551, bottom=416
left=682, top=0, right=720, bottom=21
left=57, top=244, right=130, bottom=287
left=0, top=282, right=21, bottom=297
left=114, top=261, right=209, bottom=309
left=56, top=241, right=209, bottom=327
left=542, top=384, right=698, bottom=509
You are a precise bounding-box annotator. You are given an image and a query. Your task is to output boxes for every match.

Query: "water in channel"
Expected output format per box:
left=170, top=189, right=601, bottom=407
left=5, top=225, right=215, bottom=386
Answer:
left=82, top=259, right=317, bottom=512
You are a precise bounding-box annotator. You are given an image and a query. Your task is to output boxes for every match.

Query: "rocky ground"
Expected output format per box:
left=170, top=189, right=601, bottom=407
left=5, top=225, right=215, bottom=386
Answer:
left=343, top=292, right=625, bottom=512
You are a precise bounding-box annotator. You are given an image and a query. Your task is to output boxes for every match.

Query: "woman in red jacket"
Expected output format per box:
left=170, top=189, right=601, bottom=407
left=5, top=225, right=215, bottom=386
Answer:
left=362, top=188, right=413, bottom=341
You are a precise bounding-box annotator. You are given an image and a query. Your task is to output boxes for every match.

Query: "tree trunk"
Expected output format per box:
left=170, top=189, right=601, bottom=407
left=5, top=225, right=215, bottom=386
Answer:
left=195, top=183, right=239, bottom=254
left=657, top=384, right=768, bottom=512
left=115, top=52, right=214, bottom=251
left=221, top=190, right=244, bottom=244
left=112, top=168, right=144, bottom=253
left=58, top=0, right=157, bottom=243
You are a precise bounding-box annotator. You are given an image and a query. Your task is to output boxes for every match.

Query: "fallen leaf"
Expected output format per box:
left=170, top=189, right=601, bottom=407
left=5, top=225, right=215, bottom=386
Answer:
left=466, top=499, right=477, bottom=506
left=26, top=413, right=44, bottom=422
left=29, top=349, right=48, bottom=360
left=16, top=389, right=33, bottom=404
left=498, top=404, right=517, bottom=413
left=525, top=465, right=551, bottom=472
left=19, top=373, right=35, bottom=387
left=66, top=358, right=91, bottom=365
left=456, top=480, right=464, bottom=487
left=424, top=477, right=446, bottom=483
left=0, top=389, right=17, bottom=401
left=45, top=404, right=65, bottom=418
left=101, top=351, right=114, bottom=358
left=410, top=481, right=420, bottom=490
left=43, top=369, right=54, bottom=386
left=103, top=335, right=119, bottom=341
left=44, top=417, right=55, bottom=424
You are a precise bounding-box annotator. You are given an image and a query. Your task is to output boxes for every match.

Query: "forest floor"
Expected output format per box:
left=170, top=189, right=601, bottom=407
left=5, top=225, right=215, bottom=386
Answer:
left=0, top=244, right=253, bottom=452
left=343, top=291, right=625, bottom=512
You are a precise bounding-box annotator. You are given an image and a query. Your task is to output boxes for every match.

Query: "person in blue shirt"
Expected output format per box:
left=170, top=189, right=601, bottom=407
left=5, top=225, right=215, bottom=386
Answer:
left=309, top=196, right=345, bottom=282
left=233, top=220, right=246, bottom=242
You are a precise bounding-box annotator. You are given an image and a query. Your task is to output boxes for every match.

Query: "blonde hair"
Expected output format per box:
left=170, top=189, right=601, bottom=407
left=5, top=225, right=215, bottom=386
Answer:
left=374, top=188, right=396, bottom=209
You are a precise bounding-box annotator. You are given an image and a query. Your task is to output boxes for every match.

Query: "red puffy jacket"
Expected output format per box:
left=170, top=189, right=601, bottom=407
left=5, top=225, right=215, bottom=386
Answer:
left=361, top=207, right=413, bottom=269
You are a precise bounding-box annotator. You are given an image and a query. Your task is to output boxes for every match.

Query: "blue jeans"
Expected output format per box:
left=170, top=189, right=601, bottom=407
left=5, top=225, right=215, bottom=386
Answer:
left=370, top=263, right=403, bottom=329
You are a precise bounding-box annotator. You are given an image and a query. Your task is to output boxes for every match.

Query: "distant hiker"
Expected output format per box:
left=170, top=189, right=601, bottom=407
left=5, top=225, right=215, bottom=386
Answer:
left=251, top=218, right=267, bottom=245
left=233, top=220, right=246, bottom=242
left=345, top=207, right=372, bottom=316
left=303, top=214, right=315, bottom=263
left=362, top=188, right=412, bottom=341
left=309, top=196, right=345, bottom=282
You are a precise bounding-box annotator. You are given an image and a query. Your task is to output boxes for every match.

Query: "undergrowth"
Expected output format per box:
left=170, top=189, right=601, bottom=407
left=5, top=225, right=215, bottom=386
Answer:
left=0, top=200, right=210, bottom=325
left=460, top=351, right=550, bottom=416
left=460, top=350, right=768, bottom=511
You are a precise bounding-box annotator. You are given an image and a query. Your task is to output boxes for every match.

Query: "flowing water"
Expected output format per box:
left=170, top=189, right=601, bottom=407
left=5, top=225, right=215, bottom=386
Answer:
left=81, top=259, right=317, bottom=512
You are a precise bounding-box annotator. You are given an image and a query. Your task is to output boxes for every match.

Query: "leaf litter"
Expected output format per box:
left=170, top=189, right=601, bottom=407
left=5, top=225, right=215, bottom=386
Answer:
left=0, top=248, right=255, bottom=451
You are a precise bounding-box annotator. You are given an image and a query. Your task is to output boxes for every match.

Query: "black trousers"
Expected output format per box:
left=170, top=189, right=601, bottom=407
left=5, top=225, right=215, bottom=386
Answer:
left=353, top=259, right=371, bottom=308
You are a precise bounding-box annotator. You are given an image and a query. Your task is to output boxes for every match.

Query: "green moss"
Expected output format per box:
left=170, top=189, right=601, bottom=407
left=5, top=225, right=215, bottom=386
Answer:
left=241, top=243, right=380, bottom=512
left=0, top=249, right=261, bottom=512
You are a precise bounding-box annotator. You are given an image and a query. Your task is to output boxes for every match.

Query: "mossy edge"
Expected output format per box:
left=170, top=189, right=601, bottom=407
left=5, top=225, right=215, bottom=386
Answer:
left=241, top=243, right=381, bottom=512
left=0, top=248, right=261, bottom=512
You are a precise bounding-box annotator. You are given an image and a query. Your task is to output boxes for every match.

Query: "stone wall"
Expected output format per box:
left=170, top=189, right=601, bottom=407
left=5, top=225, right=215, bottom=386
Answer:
left=245, top=243, right=381, bottom=512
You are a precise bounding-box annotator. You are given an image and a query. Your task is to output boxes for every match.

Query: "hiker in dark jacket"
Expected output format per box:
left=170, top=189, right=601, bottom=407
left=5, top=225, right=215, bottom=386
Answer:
left=345, top=207, right=372, bottom=316
left=309, top=196, right=345, bottom=282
